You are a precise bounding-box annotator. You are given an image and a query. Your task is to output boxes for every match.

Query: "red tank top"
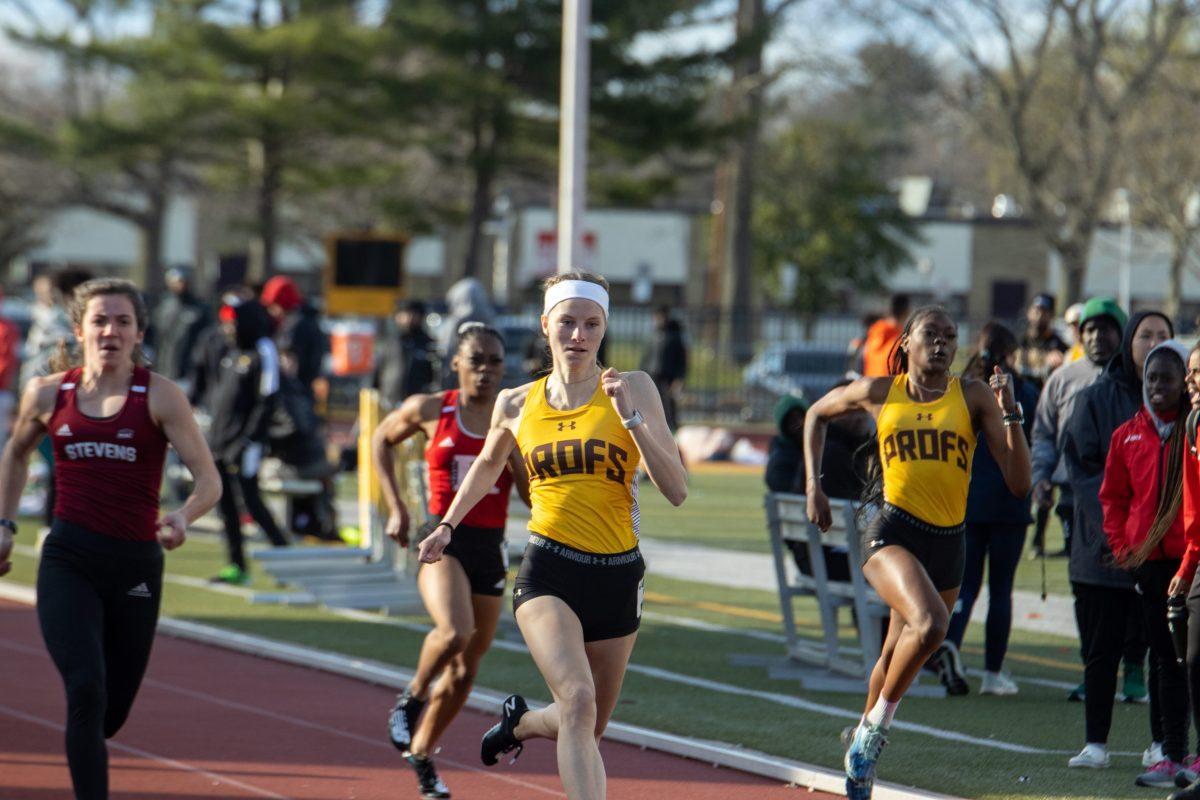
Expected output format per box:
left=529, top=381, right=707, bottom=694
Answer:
left=50, top=367, right=169, bottom=541
left=425, top=389, right=512, bottom=529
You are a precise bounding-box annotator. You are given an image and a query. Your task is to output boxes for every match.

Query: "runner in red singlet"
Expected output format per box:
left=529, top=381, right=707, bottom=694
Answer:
left=373, top=322, right=529, bottom=799
left=0, top=278, right=221, bottom=800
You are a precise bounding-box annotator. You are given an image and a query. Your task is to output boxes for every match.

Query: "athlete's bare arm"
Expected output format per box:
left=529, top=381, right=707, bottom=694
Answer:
left=417, top=384, right=528, bottom=564
left=0, top=376, right=60, bottom=574
left=608, top=369, right=687, bottom=506
left=149, top=374, right=222, bottom=550
left=373, top=393, right=443, bottom=545
left=803, top=377, right=891, bottom=530
left=965, top=370, right=1032, bottom=497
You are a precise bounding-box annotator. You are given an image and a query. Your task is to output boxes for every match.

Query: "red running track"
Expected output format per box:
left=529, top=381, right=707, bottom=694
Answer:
left=0, top=599, right=832, bottom=799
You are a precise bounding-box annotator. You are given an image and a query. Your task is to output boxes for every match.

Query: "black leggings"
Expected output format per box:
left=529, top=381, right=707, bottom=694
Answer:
left=946, top=521, right=1025, bottom=671
left=1073, top=581, right=1138, bottom=744
left=1135, top=560, right=1188, bottom=762
left=216, top=458, right=288, bottom=570
left=37, top=520, right=163, bottom=800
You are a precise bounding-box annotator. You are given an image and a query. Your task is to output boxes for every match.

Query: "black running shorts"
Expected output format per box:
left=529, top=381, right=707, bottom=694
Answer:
left=859, top=503, right=965, bottom=592
left=421, top=520, right=508, bottom=597
left=512, top=533, right=645, bottom=642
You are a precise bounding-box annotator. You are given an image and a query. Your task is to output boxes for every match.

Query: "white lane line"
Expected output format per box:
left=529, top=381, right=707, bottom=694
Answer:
left=0, top=702, right=292, bottom=799
left=142, top=678, right=568, bottom=798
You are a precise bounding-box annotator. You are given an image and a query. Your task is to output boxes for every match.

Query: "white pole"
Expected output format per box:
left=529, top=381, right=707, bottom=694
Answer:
left=557, top=0, right=590, bottom=275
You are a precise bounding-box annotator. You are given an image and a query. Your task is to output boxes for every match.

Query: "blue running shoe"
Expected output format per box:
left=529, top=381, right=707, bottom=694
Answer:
left=846, top=775, right=873, bottom=800
left=844, top=721, right=888, bottom=797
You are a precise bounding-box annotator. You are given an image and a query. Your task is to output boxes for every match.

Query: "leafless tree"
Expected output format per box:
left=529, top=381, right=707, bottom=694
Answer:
left=880, top=0, right=1199, bottom=304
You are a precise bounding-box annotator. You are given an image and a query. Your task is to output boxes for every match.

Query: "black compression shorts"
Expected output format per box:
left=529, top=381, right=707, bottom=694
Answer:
left=420, top=520, right=508, bottom=597
left=512, top=533, right=645, bottom=642
left=859, top=503, right=965, bottom=592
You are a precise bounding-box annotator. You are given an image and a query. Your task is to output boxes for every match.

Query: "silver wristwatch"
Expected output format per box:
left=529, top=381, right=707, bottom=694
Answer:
left=621, top=410, right=644, bottom=429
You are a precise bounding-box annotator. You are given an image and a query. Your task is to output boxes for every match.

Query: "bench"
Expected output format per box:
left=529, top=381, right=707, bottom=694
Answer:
left=765, top=492, right=889, bottom=679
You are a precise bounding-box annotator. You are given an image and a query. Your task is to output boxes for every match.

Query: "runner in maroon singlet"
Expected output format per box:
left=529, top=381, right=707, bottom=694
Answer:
left=0, top=278, right=221, bottom=800
left=373, top=322, right=529, bottom=799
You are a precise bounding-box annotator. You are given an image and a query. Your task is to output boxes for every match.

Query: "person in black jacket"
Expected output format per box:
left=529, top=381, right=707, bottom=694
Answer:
left=261, top=275, right=327, bottom=401
left=641, top=307, right=689, bottom=431
left=373, top=299, right=435, bottom=408
left=207, top=300, right=290, bottom=584
left=1063, top=308, right=1172, bottom=769
left=765, top=385, right=873, bottom=582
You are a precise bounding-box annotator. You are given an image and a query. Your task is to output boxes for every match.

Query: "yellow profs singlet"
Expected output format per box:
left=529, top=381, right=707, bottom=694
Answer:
left=516, top=376, right=641, bottom=554
left=876, top=375, right=977, bottom=528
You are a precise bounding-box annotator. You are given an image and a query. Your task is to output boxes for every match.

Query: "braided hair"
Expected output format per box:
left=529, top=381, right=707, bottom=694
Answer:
left=1126, top=347, right=1188, bottom=568
left=885, top=305, right=954, bottom=375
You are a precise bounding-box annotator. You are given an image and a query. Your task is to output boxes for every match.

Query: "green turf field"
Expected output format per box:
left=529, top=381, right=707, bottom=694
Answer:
left=1, top=482, right=1161, bottom=800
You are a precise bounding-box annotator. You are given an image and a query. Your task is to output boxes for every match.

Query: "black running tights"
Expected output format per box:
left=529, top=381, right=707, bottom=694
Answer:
left=216, top=457, right=288, bottom=570
left=37, top=520, right=163, bottom=800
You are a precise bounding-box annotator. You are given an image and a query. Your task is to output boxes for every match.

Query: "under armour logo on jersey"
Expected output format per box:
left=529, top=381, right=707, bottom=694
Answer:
left=915, top=412, right=932, bottom=422
left=557, top=421, right=576, bottom=431
left=438, top=436, right=455, bottom=448
left=56, top=424, right=73, bottom=437
left=127, top=582, right=152, bottom=598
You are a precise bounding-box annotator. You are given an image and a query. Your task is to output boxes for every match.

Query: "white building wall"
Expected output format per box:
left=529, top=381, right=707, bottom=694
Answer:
left=515, top=207, right=690, bottom=286
left=885, top=221, right=973, bottom=295
left=28, top=195, right=197, bottom=266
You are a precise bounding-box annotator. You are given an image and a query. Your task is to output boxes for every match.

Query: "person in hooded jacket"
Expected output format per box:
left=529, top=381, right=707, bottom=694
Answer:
left=439, top=278, right=495, bottom=388
left=1100, top=340, right=1193, bottom=788
left=1063, top=308, right=1173, bottom=769
left=207, top=300, right=290, bottom=584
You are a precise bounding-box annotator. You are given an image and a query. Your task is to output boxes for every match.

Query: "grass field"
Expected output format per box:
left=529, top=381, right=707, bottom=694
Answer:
left=1, top=472, right=1155, bottom=800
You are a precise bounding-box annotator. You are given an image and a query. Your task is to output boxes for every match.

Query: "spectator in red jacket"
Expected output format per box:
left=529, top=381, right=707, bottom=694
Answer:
left=1101, top=339, right=1192, bottom=788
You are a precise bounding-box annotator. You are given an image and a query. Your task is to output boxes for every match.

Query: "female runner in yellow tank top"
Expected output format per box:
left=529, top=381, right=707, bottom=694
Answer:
left=417, top=270, right=687, bottom=800
left=804, top=306, right=1030, bottom=800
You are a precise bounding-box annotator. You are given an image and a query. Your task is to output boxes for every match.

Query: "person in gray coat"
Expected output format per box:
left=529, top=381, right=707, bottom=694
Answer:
left=1031, top=299, right=1126, bottom=556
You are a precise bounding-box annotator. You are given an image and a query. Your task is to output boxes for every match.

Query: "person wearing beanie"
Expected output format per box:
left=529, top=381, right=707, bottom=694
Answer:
left=1100, top=340, right=1193, bottom=787
left=1064, top=306, right=1173, bottom=769
left=260, top=275, right=327, bottom=400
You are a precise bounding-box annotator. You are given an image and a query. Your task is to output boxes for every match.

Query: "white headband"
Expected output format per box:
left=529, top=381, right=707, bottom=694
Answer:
left=543, top=280, right=609, bottom=317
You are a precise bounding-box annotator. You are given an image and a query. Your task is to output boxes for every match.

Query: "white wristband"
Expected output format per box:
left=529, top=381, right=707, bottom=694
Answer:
left=621, top=410, right=644, bottom=429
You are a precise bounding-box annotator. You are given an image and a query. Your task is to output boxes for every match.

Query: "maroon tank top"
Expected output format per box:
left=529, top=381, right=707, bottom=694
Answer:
left=50, top=366, right=169, bottom=541
left=425, top=389, right=512, bottom=528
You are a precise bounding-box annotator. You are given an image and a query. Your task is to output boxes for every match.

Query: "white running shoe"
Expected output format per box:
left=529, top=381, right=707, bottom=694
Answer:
left=1144, top=741, right=1166, bottom=768
left=979, top=671, right=1018, bottom=696
left=1068, top=744, right=1110, bottom=769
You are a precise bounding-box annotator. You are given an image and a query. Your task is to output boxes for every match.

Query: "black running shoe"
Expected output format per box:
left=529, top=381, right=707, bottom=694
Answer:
left=930, top=642, right=969, bottom=696
left=406, top=753, right=451, bottom=799
left=481, top=694, right=528, bottom=766
left=388, top=689, right=426, bottom=752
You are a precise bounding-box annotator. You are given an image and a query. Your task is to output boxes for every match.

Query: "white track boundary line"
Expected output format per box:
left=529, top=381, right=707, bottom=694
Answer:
left=0, top=701, right=292, bottom=799
left=0, top=576, right=967, bottom=799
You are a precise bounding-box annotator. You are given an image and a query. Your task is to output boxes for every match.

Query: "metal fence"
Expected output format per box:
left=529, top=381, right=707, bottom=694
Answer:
left=331, top=306, right=1031, bottom=427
